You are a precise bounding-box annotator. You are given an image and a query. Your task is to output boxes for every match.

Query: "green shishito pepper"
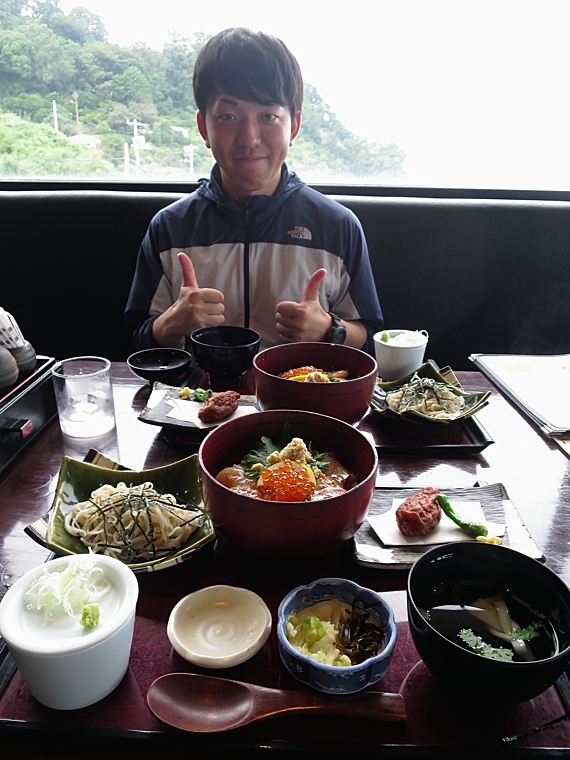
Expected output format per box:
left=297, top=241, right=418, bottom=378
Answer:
left=436, top=494, right=488, bottom=538
left=193, top=388, right=213, bottom=402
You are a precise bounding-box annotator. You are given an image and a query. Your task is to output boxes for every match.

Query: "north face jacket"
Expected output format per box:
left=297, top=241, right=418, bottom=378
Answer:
left=125, top=165, right=383, bottom=353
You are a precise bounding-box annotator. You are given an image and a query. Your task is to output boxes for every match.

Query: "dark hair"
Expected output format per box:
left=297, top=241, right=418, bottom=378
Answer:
left=193, top=28, right=303, bottom=118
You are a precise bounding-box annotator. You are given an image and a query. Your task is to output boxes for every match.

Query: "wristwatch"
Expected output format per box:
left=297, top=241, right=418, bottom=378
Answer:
left=324, top=312, right=347, bottom=344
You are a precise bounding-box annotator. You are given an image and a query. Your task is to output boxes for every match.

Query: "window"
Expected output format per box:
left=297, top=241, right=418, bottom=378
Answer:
left=1, top=0, right=569, bottom=190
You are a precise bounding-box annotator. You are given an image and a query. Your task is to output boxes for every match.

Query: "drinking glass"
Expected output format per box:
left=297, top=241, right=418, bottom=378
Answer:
left=52, top=356, right=116, bottom=438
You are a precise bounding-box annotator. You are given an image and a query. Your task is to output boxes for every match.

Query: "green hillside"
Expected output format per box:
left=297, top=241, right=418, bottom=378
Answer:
left=0, top=1, right=405, bottom=179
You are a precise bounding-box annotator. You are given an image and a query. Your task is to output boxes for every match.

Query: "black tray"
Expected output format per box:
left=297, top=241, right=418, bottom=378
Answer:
left=138, top=386, right=258, bottom=452
left=358, top=362, right=493, bottom=454
left=356, top=407, right=493, bottom=454
left=0, top=356, right=57, bottom=475
left=138, top=365, right=493, bottom=456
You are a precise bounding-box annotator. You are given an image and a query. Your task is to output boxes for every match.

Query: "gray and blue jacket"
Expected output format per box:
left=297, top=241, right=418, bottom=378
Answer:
left=125, top=165, right=383, bottom=353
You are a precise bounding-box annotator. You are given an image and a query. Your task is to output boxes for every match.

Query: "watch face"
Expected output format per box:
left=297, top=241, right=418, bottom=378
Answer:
left=327, top=325, right=347, bottom=344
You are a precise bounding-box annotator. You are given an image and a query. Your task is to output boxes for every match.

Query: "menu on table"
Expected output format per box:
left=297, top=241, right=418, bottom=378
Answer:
left=470, top=353, right=570, bottom=437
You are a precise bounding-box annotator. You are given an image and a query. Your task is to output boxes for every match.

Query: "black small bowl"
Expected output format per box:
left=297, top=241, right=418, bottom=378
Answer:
left=127, top=348, right=193, bottom=385
left=408, top=542, right=570, bottom=703
left=190, top=326, right=260, bottom=390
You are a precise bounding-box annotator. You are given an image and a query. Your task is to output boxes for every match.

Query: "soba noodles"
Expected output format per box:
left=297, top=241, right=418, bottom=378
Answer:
left=64, top=481, right=203, bottom=563
left=386, top=374, right=465, bottom=419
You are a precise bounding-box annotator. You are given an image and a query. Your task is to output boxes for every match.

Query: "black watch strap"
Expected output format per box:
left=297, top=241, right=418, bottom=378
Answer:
left=324, top=312, right=347, bottom=344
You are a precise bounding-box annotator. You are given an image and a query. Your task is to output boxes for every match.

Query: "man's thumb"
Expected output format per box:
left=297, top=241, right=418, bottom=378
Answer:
left=178, top=252, right=199, bottom=289
left=301, top=268, right=327, bottom=302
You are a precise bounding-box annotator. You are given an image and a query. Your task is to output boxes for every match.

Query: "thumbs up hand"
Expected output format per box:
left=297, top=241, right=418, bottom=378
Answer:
left=178, top=251, right=200, bottom=290
left=177, top=253, right=225, bottom=328
left=151, top=253, right=224, bottom=347
left=275, top=268, right=332, bottom=343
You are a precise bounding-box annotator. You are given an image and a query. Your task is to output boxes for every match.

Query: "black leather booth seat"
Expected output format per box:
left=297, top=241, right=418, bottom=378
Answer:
left=1, top=190, right=570, bottom=369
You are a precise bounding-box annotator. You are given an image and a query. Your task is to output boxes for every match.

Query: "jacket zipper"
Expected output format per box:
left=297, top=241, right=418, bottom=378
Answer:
left=243, top=208, right=250, bottom=328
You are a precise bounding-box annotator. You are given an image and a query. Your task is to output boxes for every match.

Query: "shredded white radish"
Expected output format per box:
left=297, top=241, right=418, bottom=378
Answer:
left=24, top=556, right=109, bottom=621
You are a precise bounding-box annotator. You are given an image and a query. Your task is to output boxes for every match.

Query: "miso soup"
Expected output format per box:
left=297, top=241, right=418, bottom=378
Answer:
left=420, top=581, right=558, bottom=663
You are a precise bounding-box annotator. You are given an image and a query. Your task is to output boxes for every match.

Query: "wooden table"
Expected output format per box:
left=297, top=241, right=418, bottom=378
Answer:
left=1, top=365, right=570, bottom=759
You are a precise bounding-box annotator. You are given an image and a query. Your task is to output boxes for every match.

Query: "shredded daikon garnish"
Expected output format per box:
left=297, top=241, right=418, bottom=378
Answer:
left=24, top=556, right=109, bottom=621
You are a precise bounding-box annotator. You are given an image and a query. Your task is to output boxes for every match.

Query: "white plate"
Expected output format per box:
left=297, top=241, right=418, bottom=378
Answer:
left=368, top=498, right=505, bottom=547
left=167, top=585, right=272, bottom=668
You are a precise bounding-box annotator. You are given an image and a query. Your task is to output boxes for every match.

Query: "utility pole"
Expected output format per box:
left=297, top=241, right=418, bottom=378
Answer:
left=126, top=119, right=146, bottom=176
left=184, top=144, right=196, bottom=178
left=52, top=100, right=59, bottom=133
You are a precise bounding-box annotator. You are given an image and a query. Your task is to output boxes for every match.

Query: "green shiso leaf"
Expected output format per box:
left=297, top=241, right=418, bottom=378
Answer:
left=242, top=435, right=281, bottom=477
left=308, top=443, right=329, bottom=473
left=241, top=423, right=329, bottom=478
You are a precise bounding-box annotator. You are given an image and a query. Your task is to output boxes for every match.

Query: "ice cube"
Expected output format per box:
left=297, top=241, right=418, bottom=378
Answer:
left=87, top=390, right=107, bottom=403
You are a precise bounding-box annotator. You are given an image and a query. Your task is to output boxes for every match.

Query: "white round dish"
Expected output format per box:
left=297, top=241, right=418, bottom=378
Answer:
left=0, top=553, right=139, bottom=710
left=167, top=585, right=271, bottom=669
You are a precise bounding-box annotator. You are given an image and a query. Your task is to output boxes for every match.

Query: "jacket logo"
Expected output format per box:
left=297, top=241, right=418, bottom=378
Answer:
left=287, top=226, right=312, bottom=240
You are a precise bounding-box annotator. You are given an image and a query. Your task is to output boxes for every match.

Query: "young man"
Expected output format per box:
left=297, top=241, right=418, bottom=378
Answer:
left=125, top=27, right=383, bottom=353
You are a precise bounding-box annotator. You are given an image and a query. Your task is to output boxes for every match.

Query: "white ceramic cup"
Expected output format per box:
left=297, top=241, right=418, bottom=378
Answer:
left=0, top=554, right=139, bottom=710
left=373, top=329, right=429, bottom=380
left=52, top=356, right=116, bottom=438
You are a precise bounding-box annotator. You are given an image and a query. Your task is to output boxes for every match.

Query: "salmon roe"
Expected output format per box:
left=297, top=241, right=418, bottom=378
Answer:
left=279, top=366, right=322, bottom=379
left=257, top=461, right=315, bottom=502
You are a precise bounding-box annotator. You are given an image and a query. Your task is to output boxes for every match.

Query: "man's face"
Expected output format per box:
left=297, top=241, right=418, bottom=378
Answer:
left=197, top=94, right=301, bottom=199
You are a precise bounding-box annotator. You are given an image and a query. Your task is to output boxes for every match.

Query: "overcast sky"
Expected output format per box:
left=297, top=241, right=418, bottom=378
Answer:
left=57, top=0, right=570, bottom=187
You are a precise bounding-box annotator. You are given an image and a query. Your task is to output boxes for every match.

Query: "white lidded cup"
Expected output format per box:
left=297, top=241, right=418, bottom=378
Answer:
left=52, top=356, right=116, bottom=438
left=0, top=554, right=138, bottom=710
left=373, top=329, right=429, bottom=381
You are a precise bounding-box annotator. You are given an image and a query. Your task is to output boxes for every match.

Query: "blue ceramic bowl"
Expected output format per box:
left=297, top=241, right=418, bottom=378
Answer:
left=277, top=578, right=397, bottom=694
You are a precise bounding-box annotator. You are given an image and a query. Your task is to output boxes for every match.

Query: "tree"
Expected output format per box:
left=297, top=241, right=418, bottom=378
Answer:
left=41, top=7, right=108, bottom=44
left=24, top=0, right=61, bottom=20
left=160, top=37, right=201, bottom=111
left=0, top=29, right=34, bottom=80
left=67, top=7, right=107, bottom=42
left=0, top=0, right=26, bottom=29
left=110, top=65, right=152, bottom=105
left=0, top=21, right=78, bottom=91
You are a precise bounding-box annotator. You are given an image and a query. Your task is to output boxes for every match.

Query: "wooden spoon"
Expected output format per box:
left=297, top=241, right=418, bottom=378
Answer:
left=147, top=672, right=407, bottom=733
